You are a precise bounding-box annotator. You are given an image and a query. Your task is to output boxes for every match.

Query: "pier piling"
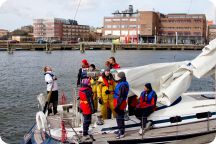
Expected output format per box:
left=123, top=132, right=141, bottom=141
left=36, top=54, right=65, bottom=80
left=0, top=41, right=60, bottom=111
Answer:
left=111, top=44, right=116, bottom=53
left=46, top=43, right=52, bottom=54
left=7, top=42, right=13, bottom=54
left=80, top=43, right=85, bottom=53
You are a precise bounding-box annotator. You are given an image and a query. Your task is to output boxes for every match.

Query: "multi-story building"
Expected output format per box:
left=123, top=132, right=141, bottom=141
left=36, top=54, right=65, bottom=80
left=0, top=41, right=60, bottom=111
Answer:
left=33, top=18, right=90, bottom=42
left=103, top=5, right=140, bottom=43
left=63, top=20, right=90, bottom=42
left=158, top=14, right=207, bottom=44
left=103, top=5, right=207, bottom=44
left=208, top=25, right=216, bottom=42
left=0, top=29, right=9, bottom=38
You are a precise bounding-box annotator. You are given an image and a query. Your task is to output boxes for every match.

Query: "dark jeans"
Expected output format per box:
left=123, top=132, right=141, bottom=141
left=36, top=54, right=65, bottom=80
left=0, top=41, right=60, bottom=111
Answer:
left=135, top=106, right=154, bottom=128
left=47, top=90, right=58, bottom=115
left=128, top=106, right=136, bottom=116
left=116, top=111, right=125, bottom=134
left=83, top=114, right=92, bottom=136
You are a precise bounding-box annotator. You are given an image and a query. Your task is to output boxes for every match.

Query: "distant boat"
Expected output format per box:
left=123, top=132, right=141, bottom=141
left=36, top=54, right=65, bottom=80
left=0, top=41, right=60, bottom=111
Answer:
left=20, top=39, right=216, bottom=144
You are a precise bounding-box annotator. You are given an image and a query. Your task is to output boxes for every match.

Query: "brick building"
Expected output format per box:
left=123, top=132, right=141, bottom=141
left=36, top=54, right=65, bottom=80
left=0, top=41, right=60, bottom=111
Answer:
left=0, top=29, right=9, bottom=37
left=158, top=14, right=207, bottom=44
left=208, top=25, right=216, bottom=42
left=33, top=18, right=90, bottom=42
left=103, top=5, right=140, bottom=43
left=63, top=20, right=90, bottom=42
left=103, top=5, right=207, bottom=44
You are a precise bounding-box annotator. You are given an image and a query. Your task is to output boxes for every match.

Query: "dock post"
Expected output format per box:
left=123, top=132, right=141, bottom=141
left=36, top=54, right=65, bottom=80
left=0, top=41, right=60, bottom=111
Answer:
left=7, top=41, right=10, bottom=52
left=46, top=43, right=51, bottom=54
left=49, top=43, right=52, bottom=53
left=80, top=42, right=85, bottom=53
left=45, top=43, right=48, bottom=53
left=111, top=44, right=116, bottom=53
left=7, top=41, right=13, bottom=54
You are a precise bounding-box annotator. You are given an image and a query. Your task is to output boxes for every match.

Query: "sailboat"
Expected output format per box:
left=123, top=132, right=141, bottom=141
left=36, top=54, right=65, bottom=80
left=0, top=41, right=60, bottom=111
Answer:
left=16, top=39, right=216, bottom=144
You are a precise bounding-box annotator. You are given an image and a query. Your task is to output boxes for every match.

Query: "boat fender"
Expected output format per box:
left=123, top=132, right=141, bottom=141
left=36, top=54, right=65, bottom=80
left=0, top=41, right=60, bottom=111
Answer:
left=36, top=111, right=48, bottom=130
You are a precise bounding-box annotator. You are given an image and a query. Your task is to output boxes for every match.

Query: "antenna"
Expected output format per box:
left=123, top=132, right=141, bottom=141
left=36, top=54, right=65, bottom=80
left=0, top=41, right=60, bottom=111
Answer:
left=187, top=0, right=193, bottom=14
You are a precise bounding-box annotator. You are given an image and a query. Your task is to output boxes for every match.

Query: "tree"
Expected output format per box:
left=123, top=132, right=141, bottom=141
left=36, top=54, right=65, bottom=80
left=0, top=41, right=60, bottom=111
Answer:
left=11, top=29, right=28, bottom=36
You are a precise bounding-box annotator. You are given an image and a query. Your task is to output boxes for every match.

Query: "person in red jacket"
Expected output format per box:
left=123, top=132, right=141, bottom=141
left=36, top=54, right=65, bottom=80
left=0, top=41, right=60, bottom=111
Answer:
left=135, top=83, right=157, bottom=135
left=79, top=79, right=95, bottom=136
left=108, top=57, right=120, bottom=69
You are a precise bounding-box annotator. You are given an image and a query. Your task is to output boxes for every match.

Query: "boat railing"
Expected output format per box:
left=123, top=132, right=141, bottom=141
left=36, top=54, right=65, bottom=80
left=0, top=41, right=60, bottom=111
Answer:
left=135, top=112, right=214, bottom=140
left=43, top=110, right=216, bottom=143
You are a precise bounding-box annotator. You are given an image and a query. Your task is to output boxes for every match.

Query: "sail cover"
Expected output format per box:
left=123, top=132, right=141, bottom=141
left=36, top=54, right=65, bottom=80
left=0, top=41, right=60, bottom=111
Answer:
left=121, top=61, right=189, bottom=102
left=121, top=38, right=216, bottom=106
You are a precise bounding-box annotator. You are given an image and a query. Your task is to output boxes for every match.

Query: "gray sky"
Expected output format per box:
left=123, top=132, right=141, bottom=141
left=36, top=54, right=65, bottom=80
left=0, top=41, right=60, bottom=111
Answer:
left=0, top=0, right=215, bottom=31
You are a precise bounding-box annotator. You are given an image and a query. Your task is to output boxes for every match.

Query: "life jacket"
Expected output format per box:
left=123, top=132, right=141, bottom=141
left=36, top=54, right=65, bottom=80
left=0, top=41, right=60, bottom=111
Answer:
left=101, top=76, right=114, bottom=87
left=138, top=90, right=157, bottom=109
left=79, top=87, right=94, bottom=115
left=113, top=81, right=129, bottom=110
left=44, top=72, right=54, bottom=84
left=112, top=63, right=120, bottom=69
left=81, top=68, right=88, bottom=80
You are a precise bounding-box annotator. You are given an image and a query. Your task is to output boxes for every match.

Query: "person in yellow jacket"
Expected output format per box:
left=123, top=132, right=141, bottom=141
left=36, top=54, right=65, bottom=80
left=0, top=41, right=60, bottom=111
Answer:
left=89, top=64, right=99, bottom=111
left=97, top=68, right=116, bottom=120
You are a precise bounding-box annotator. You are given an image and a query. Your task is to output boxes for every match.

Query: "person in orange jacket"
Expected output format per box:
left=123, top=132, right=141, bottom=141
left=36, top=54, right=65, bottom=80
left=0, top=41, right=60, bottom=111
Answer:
left=135, top=83, right=157, bottom=135
left=79, top=79, right=95, bottom=136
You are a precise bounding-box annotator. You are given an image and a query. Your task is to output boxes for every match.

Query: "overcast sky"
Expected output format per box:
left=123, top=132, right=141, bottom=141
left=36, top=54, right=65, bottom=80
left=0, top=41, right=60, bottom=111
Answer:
left=0, top=0, right=215, bottom=31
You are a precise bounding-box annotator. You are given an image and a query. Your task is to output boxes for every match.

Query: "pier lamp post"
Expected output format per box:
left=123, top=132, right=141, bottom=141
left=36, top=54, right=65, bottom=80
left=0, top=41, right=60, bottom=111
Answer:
left=176, top=32, right=178, bottom=45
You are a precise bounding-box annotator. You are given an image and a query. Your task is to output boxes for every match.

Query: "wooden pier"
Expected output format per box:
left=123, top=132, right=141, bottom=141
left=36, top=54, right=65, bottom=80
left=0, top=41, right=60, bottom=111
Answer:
left=0, top=42, right=205, bottom=52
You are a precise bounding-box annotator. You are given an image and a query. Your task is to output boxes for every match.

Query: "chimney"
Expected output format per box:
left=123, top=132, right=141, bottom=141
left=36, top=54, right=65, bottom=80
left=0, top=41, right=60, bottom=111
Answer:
left=129, top=5, right=133, bottom=13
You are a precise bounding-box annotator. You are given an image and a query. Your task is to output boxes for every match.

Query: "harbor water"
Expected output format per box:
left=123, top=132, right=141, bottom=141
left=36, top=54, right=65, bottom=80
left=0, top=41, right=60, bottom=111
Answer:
left=0, top=50, right=214, bottom=144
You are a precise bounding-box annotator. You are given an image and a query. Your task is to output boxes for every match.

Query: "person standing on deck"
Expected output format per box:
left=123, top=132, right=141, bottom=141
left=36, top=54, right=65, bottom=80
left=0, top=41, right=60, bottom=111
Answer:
left=135, top=83, right=157, bottom=135
left=113, top=72, right=129, bottom=139
left=77, top=59, right=89, bottom=86
left=43, top=66, right=58, bottom=115
left=79, top=79, right=95, bottom=136
left=108, top=57, right=120, bottom=69
left=97, top=68, right=116, bottom=120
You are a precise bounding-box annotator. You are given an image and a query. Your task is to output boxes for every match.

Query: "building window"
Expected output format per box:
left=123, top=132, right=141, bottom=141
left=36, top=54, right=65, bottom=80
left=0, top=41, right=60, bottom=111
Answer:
left=105, top=25, right=112, bottom=28
left=121, top=25, right=128, bottom=28
left=105, top=30, right=112, bottom=35
left=129, top=25, right=137, bottom=28
left=112, top=30, right=120, bottom=36
left=130, top=18, right=137, bottom=21
left=105, top=19, right=112, bottom=22
left=194, top=32, right=201, bottom=36
left=121, top=30, right=128, bottom=35
left=113, top=19, right=120, bottom=22
left=122, top=18, right=128, bottom=21
left=113, top=25, right=120, bottom=28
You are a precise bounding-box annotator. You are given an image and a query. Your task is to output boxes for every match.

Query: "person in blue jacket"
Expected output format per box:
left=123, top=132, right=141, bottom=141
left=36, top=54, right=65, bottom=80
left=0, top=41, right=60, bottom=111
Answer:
left=113, top=72, right=129, bottom=139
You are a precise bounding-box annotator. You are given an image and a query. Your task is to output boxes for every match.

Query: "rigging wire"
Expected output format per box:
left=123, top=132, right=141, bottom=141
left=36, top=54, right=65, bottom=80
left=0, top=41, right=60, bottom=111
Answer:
left=74, top=0, right=82, bottom=20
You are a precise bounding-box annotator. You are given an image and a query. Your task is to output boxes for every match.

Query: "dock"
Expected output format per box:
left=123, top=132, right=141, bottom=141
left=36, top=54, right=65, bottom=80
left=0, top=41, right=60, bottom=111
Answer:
left=0, top=42, right=205, bottom=52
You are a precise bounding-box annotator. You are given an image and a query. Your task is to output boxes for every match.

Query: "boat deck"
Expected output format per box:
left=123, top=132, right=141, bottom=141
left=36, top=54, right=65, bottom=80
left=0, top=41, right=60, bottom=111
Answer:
left=45, top=112, right=216, bottom=144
